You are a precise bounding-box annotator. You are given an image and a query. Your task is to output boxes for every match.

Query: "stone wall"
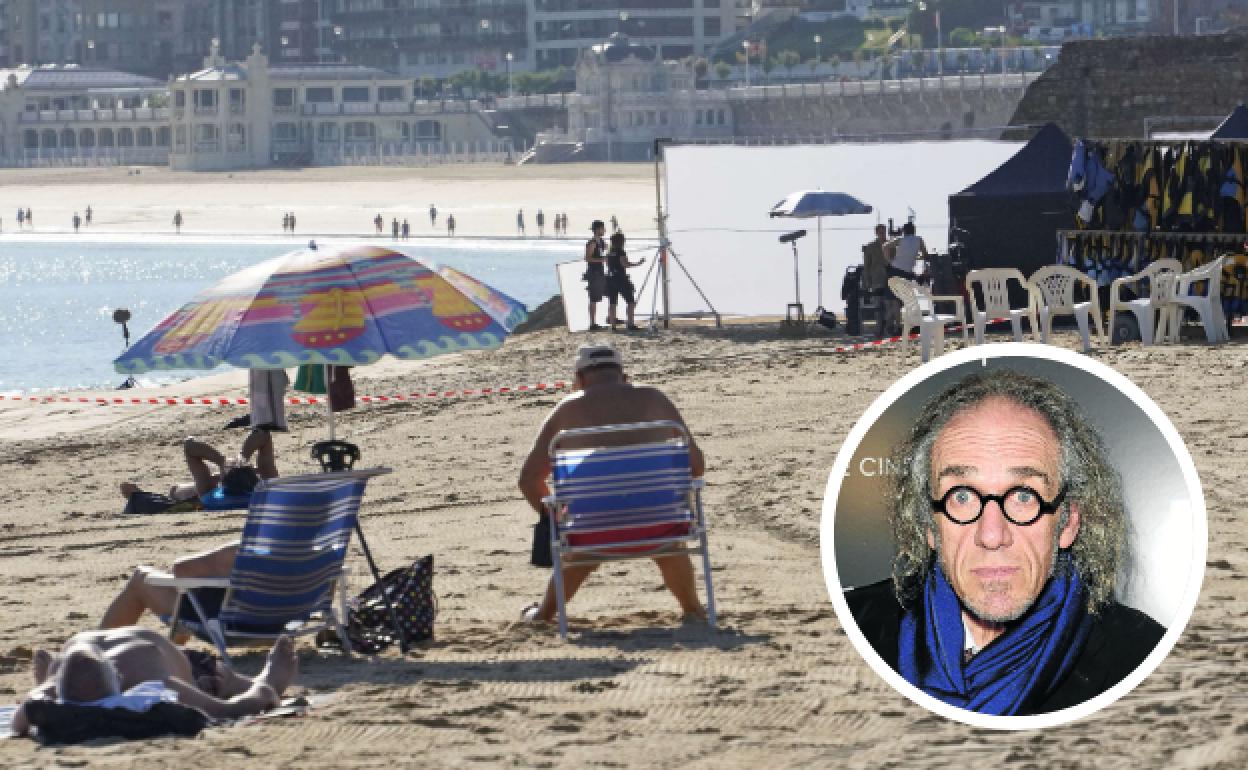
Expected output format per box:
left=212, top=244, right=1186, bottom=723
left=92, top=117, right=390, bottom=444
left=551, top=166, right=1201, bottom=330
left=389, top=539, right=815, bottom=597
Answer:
left=1008, top=34, right=1248, bottom=138
left=731, top=83, right=1026, bottom=141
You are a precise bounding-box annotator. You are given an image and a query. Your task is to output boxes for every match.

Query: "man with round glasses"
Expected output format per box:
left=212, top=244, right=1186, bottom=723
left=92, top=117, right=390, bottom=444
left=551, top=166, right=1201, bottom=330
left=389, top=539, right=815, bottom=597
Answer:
left=845, top=369, right=1164, bottom=716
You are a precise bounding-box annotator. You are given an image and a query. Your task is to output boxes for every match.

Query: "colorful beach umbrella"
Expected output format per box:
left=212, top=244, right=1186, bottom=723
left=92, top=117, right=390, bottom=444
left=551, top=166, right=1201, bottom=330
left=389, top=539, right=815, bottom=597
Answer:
left=114, top=244, right=526, bottom=374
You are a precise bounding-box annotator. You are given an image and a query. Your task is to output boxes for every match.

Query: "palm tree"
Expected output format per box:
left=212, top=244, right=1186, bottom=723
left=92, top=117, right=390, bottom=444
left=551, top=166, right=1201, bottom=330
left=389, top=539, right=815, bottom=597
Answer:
left=714, top=60, right=732, bottom=84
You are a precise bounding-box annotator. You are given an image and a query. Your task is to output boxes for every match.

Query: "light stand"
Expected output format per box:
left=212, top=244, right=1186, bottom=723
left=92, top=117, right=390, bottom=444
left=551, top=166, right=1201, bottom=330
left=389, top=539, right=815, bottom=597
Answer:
left=646, top=138, right=721, bottom=328
left=113, top=308, right=137, bottom=389
left=778, top=229, right=807, bottom=325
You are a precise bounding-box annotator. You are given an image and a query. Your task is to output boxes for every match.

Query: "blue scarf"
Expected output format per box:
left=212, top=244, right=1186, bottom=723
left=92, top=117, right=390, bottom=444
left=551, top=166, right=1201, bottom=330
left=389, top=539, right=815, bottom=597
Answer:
left=898, top=553, right=1092, bottom=716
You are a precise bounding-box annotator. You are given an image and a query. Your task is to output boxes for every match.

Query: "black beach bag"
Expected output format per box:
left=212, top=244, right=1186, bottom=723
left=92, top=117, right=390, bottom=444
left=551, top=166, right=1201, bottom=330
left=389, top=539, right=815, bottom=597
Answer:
left=344, top=555, right=436, bottom=653
left=531, top=513, right=553, bottom=568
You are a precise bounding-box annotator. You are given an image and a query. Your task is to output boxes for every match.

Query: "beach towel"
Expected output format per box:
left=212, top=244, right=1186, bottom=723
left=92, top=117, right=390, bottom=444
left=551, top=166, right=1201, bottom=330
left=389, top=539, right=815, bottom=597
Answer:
left=21, top=699, right=209, bottom=744
left=294, top=365, right=355, bottom=412
left=249, top=369, right=289, bottom=431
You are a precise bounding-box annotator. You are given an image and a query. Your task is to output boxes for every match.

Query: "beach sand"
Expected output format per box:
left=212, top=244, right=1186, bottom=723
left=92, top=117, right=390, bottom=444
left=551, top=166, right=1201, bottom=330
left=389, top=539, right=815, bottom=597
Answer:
left=0, top=163, right=661, bottom=240
left=0, top=322, right=1245, bottom=767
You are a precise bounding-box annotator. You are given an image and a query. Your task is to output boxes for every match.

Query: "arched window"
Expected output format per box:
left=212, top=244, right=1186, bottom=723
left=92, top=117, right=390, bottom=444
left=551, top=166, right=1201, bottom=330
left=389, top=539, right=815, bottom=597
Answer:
left=80, top=129, right=96, bottom=148
left=137, top=127, right=153, bottom=146
left=156, top=127, right=170, bottom=147
left=42, top=129, right=59, bottom=148
left=99, top=128, right=115, bottom=147
left=119, top=127, right=135, bottom=147
left=24, top=130, right=38, bottom=149
left=61, top=129, right=77, bottom=148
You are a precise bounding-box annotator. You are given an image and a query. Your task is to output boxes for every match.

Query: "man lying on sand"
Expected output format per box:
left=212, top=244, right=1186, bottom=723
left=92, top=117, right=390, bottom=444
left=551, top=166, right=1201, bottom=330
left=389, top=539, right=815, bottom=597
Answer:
left=11, top=627, right=296, bottom=736
left=518, top=344, right=708, bottom=625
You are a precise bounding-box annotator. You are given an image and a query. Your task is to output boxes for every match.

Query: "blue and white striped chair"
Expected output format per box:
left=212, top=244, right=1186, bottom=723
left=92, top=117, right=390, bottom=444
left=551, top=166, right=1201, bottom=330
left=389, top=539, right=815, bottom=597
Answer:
left=147, top=469, right=389, bottom=661
left=544, top=421, right=716, bottom=639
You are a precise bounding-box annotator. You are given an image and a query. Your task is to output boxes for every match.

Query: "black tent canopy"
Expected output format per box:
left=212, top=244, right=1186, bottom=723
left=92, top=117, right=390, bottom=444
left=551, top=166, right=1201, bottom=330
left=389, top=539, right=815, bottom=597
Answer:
left=1211, top=104, right=1248, bottom=139
left=947, top=123, right=1074, bottom=292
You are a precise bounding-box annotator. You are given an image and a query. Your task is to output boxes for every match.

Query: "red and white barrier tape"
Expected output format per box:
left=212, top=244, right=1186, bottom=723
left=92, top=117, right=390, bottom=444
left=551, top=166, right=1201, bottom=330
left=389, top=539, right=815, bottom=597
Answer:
left=0, top=381, right=570, bottom=407
left=0, top=319, right=1012, bottom=407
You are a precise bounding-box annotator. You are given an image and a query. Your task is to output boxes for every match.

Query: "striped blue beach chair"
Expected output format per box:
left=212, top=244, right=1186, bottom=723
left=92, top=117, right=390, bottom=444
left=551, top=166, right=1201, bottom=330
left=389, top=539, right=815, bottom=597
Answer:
left=544, top=421, right=716, bottom=639
left=147, top=469, right=388, bottom=662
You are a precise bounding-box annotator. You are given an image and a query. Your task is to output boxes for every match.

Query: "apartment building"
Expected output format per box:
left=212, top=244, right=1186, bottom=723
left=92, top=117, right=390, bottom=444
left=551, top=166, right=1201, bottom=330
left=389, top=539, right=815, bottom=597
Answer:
left=328, top=0, right=527, bottom=78
left=530, top=1, right=738, bottom=70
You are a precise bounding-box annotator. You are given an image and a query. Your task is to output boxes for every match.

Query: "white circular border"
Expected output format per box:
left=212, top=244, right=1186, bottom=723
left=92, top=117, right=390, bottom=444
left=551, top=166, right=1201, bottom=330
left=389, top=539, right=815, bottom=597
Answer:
left=819, top=342, right=1208, bottom=730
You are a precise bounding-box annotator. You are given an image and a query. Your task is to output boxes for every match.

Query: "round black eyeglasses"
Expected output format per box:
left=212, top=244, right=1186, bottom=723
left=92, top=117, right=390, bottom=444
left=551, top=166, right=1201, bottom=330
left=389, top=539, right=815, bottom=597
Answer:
left=930, top=484, right=1067, bottom=526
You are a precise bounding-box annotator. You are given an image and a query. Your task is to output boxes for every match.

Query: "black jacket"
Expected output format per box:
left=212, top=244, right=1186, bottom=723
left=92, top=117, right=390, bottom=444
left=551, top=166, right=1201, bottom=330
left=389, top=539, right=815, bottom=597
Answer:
left=844, top=579, right=1166, bottom=715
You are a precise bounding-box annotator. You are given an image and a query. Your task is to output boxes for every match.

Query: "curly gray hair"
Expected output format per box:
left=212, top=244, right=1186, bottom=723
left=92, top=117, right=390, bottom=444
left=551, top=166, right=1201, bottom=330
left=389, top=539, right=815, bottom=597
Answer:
left=890, top=368, right=1126, bottom=614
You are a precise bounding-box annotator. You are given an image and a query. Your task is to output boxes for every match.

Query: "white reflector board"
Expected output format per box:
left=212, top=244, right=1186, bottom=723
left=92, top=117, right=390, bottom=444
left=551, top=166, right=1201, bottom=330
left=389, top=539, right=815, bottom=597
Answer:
left=660, top=142, right=1025, bottom=316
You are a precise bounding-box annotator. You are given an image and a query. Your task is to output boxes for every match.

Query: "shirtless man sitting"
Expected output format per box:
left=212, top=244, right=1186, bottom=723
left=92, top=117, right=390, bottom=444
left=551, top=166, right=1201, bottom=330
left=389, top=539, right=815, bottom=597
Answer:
left=518, top=344, right=707, bottom=624
left=11, top=627, right=296, bottom=736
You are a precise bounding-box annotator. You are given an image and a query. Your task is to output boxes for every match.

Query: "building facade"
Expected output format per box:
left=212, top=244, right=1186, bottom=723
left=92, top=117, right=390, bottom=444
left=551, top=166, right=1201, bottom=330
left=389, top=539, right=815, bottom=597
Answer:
left=328, top=0, right=527, bottom=78
left=168, top=42, right=509, bottom=170
left=548, top=33, right=733, bottom=161
left=529, top=0, right=738, bottom=70
left=0, top=63, right=170, bottom=164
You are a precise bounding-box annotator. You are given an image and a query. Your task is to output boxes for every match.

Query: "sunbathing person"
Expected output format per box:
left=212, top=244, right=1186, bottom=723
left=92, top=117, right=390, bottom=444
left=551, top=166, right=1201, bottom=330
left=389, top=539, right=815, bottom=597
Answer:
left=518, top=344, right=707, bottom=624
left=11, top=627, right=296, bottom=736
left=119, top=429, right=277, bottom=514
left=100, top=540, right=239, bottom=630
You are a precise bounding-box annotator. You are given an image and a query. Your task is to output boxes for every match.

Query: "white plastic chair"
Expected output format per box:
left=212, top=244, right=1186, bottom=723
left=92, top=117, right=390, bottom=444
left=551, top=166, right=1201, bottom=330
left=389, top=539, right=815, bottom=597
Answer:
left=965, top=268, right=1030, bottom=344
left=1108, top=258, right=1182, bottom=345
left=888, top=276, right=967, bottom=362
left=1157, top=256, right=1229, bottom=344
left=1028, top=265, right=1106, bottom=353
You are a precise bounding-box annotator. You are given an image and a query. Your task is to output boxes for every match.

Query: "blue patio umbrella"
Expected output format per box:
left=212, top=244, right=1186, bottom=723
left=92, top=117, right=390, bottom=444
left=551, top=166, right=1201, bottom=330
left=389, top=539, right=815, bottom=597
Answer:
left=770, top=190, right=873, bottom=312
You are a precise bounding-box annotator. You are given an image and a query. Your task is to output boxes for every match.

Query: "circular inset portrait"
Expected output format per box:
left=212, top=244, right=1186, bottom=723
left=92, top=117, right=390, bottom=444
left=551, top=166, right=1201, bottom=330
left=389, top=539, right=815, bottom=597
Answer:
left=820, top=344, right=1206, bottom=729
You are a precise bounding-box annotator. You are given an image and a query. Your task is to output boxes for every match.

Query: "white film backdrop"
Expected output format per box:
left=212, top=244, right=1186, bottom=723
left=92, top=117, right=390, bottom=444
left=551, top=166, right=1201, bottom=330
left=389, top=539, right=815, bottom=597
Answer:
left=650, top=142, right=1026, bottom=317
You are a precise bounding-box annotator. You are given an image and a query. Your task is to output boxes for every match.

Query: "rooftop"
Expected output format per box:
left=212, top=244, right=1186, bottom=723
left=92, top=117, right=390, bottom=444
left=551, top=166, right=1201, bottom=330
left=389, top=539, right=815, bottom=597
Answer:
left=1, top=65, right=164, bottom=91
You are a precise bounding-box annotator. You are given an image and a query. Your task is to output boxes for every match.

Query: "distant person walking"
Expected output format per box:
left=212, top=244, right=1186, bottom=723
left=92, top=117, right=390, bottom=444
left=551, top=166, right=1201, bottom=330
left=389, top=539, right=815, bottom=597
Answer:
left=610, top=215, right=619, bottom=233
left=447, top=214, right=456, bottom=237
left=429, top=204, right=437, bottom=227
left=560, top=213, right=569, bottom=236
left=401, top=219, right=410, bottom=240
left=392, top=217, right=400, bottom=240
left=85, top=205, right=92, bottom=226
left=374, top=213, right=384, bottom=235
left=517, top=208, right=525, bottom=236
left=282, top=213, right=290, bottom=233
left=173, top=210, right=183, bottom=233
left=288, top=212, right=296, bottom=233
left=25, top=208, right=33, bottom=228
left=536, top=209, right=546, bottom=237
left=16, top=208, right=24, bottom=228
left=72, top=212, right=81, bottom=233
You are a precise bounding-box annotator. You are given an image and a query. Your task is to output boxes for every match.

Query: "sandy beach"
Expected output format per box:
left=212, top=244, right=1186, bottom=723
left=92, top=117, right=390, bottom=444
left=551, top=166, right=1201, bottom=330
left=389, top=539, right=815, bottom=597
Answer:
left=0, top=320, right=1244, bottom=767
left=0, top=163, right=1244, bottom=766
left=0, top=163, right=662, bottom=240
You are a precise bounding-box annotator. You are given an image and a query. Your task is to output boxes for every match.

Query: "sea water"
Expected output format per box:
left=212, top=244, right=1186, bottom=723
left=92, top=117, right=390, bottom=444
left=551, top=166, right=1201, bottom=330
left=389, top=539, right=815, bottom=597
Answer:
left=0, top=237, right=581, bottom=393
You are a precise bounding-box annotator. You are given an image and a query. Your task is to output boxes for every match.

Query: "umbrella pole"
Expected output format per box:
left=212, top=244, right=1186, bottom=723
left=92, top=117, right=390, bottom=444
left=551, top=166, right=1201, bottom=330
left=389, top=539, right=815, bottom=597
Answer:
left=817, top=217, right=823, bottom=311
left=324, top=364, right=336, bottom=441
